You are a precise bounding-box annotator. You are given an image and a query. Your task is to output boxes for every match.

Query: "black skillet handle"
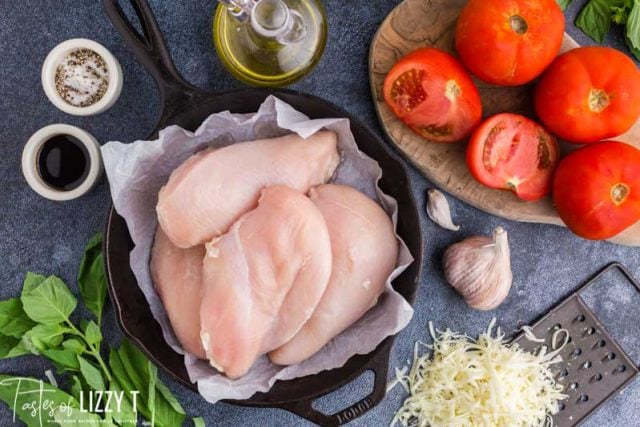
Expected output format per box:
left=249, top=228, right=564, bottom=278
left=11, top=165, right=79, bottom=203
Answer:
left=103, top=0, right=207, bottom=126
left=276, top=340, right=393, bottom=426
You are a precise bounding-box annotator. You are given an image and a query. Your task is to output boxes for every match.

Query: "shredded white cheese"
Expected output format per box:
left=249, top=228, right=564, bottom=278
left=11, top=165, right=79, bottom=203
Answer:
left=552, top=329, right=570, bottom=352
left=520, top=325, right=546, bottom=343
left=390, top=320, right=568, bottom=427
left=44, top=369, right=58, bottom=388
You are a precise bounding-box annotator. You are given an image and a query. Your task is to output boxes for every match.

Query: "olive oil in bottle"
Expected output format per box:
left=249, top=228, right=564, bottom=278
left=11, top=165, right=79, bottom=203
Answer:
left=213, top=0, right=327, bottom=87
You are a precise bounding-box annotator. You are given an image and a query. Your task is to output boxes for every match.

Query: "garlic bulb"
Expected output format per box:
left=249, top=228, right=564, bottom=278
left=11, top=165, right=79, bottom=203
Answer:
left=442, top=227, right=512, bottom=310
left=426, top=189, right=460, bottom=231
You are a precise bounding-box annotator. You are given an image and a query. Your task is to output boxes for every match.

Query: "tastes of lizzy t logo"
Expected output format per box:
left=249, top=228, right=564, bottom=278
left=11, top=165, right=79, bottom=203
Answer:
left=0, top=377, right=138, bottom=425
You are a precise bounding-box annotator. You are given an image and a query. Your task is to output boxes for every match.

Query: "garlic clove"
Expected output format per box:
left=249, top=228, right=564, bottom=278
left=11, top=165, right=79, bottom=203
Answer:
left=426, top=189, right=460, bottom=231
left=442, top=227, right=512, bottom=310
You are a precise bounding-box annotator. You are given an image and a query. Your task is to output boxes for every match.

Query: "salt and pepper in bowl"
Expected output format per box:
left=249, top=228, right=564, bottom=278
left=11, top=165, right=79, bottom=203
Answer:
left=23, top=38, right=122, bottom=200
left=41, top=38, right=123, bottom=116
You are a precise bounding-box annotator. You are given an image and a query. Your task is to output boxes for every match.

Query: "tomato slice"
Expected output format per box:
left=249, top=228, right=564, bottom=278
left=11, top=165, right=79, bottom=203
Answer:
left=553, top=141, right=640, bottom=240
left=383, top=48, right=482, bottom=143
left=466, top=113, right=560, bottom=201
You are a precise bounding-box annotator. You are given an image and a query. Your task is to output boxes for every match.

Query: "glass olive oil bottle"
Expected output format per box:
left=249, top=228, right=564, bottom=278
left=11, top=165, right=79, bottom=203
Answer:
left=213, top=0, right=327, bottom=87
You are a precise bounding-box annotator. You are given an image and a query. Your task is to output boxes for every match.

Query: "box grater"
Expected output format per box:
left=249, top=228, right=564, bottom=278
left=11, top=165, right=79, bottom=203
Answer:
left=514, top=263, right=640, bottom=426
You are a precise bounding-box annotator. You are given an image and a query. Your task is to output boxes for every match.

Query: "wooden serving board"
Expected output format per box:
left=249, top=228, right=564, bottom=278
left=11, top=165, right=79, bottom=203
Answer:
left=369, top=0, right=640, bottom=246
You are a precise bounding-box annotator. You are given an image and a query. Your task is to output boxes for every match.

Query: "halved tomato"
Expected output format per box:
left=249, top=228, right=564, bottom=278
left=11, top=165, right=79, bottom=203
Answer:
left=466, top=113, right=560, bottom=201
left=553, top=141, right=640, bottom=240
left=383, top=48, right=482, bottom=143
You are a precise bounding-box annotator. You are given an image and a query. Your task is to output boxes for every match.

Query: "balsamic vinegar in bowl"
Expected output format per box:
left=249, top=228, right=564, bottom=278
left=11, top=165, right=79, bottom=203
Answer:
left=37, top=134, right=90, bottom=191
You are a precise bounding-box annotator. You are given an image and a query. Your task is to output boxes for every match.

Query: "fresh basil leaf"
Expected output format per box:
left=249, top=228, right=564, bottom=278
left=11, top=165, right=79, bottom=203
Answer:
left=78, top=356, right=106, bottom=391
left=627, top=1, right=640, bottom=50
left=29, top=336, right=48, bottom=353
left=41, top=348, right=81, bottom=371
left=155, top=379, right=186, bottom=416
left=628, top=39, right=640, bottom=59
left=112, top=346, right=149, bottom=410
left=109, top=381, right=138, bottom=426
left=84, top=320, right=102, bottom=347
left=624, top=29, right=640, bottom=60
left=21, top=276, right=77, bottom=324
left=112, top=341, right=185, bottom=427
left=63, top=338, right=86, bottom=354
left=21, top=272, right=47, bottom=297
left=109, top=348, right=150, bottom=417
left=70, top=375, right=83, bottom=402
left=576, top=0, right=615, bottom=43
left=148, top=362, right=157, bottom=427
left=78, top=233, right=107, bottom=325
left=193, top=417, right=206, bottom=427
left=9, top=338, right=38, bottom=357
left=0, top=298, right=36, bottom=338
left=116, top=343, right=146, bottom=389
left=0, top=374, right=102, bottom=426
left=5, top=343, right=30, bottom=358
left=108, top=349, right=138, bottom=397
left=25, top=323, right=69, bottom=348
left=557, top=0, right=573, bottom=11
left=0, top=334, right=22, bottom=358
left=151, top=392, right=186, bottom=426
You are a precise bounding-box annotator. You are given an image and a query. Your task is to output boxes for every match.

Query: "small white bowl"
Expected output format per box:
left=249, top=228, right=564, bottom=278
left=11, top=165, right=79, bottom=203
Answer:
left=42, top=39, right=123, bottom=116
left=22, top=124, right=103, bottom=201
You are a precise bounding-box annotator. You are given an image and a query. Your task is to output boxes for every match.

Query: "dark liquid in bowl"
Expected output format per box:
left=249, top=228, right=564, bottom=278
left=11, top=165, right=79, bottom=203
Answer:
left=37, top=135, right=89, bottom=191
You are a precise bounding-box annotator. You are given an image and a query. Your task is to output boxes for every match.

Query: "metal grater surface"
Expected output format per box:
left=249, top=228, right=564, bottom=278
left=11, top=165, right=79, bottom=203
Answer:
left=513, top=263, right=639, bottom=427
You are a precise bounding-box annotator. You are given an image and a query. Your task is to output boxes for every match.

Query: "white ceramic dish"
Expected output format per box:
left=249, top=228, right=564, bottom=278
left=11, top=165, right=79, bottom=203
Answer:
left=22, top=124, right=103, bottom=201
left=42, top=38, right=123, bottom=116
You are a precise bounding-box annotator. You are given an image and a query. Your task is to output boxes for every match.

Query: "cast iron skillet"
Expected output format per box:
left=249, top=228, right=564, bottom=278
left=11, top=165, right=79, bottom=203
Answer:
left=102, top=0, right=424, bottom=425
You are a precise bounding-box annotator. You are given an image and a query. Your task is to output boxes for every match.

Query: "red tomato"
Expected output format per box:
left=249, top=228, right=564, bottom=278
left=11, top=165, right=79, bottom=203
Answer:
left=383, top=48, right=482, bottom=143
left=466, top=113, right=560, bottom=201
left=535, top=47, right=640, bottom=144
left=553, top=141, right=640, bottom=240
left=455, top=0, right=565, bottom=86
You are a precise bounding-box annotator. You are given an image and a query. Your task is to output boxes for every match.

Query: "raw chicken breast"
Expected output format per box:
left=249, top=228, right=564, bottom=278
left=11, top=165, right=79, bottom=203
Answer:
left=157, top=131, right=339, bottom=248
left=269, top=184, right=398, bottom=366
left=150, top=228, right=206, bottom=359
left=200, top=185, right=332, bottom=378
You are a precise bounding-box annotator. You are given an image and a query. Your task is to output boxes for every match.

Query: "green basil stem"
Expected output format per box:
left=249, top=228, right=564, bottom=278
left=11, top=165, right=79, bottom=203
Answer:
left=64, top=320, right=112, bottom=384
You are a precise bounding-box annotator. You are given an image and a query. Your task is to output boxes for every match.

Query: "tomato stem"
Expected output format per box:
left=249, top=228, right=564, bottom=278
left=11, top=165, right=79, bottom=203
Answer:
left=588, top=88, right=611, bottom=113
left=509, top=15, right=528, bottom=35
left=611, top=183, right=630, bottom=205
left=445, top=80, right=461, bottom=101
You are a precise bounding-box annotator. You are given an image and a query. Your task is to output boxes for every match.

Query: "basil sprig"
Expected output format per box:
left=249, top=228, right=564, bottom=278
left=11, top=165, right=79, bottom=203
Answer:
left=567, top=0, right=640, bottom=60
left=0, top=233, right=203, bottom=426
